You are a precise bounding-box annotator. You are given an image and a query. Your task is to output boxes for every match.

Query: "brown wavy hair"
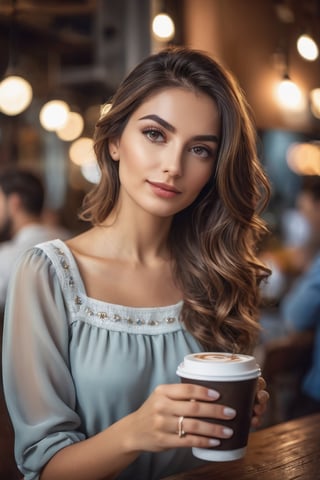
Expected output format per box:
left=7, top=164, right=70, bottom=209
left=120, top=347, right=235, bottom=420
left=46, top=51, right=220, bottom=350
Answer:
left=80, top=47, right=271, bottom=353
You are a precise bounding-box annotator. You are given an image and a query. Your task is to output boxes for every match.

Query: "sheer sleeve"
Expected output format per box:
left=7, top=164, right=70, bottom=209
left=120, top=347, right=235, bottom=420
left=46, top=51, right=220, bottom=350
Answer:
left=2, top=247, right=85, bottom=480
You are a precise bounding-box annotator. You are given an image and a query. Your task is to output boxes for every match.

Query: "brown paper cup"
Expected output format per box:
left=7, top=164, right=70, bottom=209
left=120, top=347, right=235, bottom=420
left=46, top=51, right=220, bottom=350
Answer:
left=176, top=352, right=261, bottom=462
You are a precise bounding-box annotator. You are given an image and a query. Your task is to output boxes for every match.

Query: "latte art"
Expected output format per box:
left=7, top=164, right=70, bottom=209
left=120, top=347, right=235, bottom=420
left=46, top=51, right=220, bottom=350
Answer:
left=194, top=353, right=240, bottom=362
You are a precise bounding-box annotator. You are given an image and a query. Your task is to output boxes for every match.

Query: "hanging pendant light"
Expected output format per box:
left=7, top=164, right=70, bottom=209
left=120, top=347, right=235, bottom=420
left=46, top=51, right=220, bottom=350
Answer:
left=0, top=0, right=33, bottom=116
left=39, top=99, right=70, bottom=131
left=274, top=44, right=305, bottom=112
left=310, top=88, right=320, bottom=119
left=56, top=111, right=84, bottom=141
left=297, top=33, right=319, bottom=61
left=152, top=13, right=175, bottom=42
left=0, top=74, right=33, bottom=115
left=276, top=74, right=303, bottom=110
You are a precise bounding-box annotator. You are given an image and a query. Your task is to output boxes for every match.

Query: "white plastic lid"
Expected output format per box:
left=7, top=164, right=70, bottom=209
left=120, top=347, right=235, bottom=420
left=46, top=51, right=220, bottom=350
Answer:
left=176, top=352, right=261, bottom=381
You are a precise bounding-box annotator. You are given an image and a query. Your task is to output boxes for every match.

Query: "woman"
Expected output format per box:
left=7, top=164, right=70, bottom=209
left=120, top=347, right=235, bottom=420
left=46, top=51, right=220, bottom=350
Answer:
left=3, top=47, right=270, bottom=480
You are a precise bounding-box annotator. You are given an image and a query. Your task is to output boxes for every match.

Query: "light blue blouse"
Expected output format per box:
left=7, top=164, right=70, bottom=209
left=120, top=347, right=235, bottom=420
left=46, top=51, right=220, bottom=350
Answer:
left=2, top=239, right=206, bottom=479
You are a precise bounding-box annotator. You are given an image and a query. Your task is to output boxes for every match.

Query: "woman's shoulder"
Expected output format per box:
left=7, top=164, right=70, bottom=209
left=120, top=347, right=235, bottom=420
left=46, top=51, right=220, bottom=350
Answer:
left=12, top=238, right=62, bottom=272
left=10, top=238, right=84, bottom=298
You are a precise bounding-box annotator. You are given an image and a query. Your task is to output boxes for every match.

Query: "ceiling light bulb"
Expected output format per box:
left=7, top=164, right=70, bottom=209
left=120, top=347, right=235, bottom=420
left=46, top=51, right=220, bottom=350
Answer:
left=287, top=143, right=320, bottom=175
left=40, top=100, right=70, bottom=131
left=0, top=75, right=33, bottom=115
left=297, top=34, right=319, bottom=61
left=152, top=13, right=175, bottom=41
left=310, top=88, right=320, bottom=119
left=69, top=137, right=95, bottom=166
left=276, top=77, right=304, bottom=110
left=57, top=111, right=84, bottom=141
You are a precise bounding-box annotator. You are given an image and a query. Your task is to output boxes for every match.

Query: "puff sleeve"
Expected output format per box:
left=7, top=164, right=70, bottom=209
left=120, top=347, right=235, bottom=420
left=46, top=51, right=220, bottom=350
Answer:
left=2, top=248, right=85, bottom=480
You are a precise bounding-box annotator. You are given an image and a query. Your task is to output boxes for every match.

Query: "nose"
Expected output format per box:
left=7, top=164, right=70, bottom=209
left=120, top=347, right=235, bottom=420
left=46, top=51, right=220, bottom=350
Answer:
left=162, top=145, right=183, bottom=177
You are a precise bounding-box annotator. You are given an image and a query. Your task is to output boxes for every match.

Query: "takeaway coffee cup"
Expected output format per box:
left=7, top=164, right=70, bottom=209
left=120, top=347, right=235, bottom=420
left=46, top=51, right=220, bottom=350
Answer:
left=176, top=352, right=261, bottom=462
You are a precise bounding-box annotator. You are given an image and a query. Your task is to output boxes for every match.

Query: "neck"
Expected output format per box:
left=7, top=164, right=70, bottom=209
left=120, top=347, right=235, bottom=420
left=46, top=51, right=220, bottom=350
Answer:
left=12, top=215, right=41, bottom=236
left=97, top=207, right=173, bottom=265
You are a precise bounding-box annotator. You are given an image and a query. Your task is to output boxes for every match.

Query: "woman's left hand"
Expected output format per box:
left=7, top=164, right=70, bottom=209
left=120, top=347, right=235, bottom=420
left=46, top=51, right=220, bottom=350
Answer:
left=251, top=376, right=269, bottom=428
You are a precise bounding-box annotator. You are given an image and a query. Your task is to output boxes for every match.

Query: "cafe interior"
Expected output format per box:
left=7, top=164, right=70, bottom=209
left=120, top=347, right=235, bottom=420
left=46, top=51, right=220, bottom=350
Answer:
left=0, top=0, right=320, bottom=479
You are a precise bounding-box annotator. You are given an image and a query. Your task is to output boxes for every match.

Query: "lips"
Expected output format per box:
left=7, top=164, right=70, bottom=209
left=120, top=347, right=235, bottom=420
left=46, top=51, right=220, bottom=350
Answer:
left=147, top=181, right=181, bottom=193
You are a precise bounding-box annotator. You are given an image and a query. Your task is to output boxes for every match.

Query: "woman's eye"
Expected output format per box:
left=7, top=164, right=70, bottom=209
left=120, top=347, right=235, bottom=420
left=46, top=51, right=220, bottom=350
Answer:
left=143, top=128, right=165, bottom=142
left=191, top=145, right=212, bottom=158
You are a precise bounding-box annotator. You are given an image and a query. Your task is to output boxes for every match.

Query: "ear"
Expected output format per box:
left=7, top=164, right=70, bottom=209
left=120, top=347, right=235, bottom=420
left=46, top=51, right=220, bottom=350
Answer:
left=7, top=193, right=22, bottom=213
left=108, top=139, right=120, bottom=161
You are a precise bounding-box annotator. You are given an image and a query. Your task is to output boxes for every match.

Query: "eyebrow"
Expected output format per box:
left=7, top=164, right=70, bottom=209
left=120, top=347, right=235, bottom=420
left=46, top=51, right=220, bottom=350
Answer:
left=139, top=114, right=219, bottom=143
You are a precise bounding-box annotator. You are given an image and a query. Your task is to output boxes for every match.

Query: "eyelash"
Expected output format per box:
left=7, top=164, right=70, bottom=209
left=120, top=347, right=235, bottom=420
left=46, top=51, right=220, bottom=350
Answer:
left=142, top=126, right=213, bottom=159
left=191, top=145, right=213, bottom=158
left=142, top=126, right=166, bottom=142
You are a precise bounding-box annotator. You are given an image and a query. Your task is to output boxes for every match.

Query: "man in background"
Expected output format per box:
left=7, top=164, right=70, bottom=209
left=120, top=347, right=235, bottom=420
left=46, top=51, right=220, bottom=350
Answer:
left=0, top=167, right=69, bottom=309
left=280, top=175, right=320, bottom=418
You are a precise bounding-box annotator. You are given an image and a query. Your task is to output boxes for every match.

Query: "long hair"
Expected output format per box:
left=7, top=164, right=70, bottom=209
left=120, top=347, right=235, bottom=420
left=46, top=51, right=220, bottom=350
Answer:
left=80, top=47, right=271, bottom=353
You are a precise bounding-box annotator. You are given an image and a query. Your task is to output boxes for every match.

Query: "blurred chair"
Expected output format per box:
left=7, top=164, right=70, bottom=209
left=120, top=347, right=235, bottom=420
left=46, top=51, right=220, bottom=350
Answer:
left=261, top=330, right=314, bottom=426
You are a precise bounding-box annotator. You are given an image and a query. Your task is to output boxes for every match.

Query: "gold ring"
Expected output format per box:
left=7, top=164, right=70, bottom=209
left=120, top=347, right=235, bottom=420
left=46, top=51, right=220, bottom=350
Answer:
left=178, top=416, right=186, bottom=438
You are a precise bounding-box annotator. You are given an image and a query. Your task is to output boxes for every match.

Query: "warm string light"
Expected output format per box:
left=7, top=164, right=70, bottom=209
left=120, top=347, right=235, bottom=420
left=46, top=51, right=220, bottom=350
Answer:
left=69, top=136, right=101, bottom=183
left=287, top=142, right=320, bottom=175
left=57, top=111, right=84, bottom=141
left=297, top=34, right=319, bottom=61
left=275, top=74, right=304, bottom=111
left=0, top=0, right=33, bottom=116
left=0, top=75, right=33, bottom=115
left=39, top=100, right=70, bottom=131
left=152, top=13, right=175, bottom=41
left=273, top=3, right=319, bottom=118
left=69, top=137, right=95, bottom=166
left=310, top=88, right=320, bottom=119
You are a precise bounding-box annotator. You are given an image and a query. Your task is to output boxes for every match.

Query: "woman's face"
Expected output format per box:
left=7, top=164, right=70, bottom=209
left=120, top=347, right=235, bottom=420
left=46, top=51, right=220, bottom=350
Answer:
left=109, top=87, right=220, bottom=218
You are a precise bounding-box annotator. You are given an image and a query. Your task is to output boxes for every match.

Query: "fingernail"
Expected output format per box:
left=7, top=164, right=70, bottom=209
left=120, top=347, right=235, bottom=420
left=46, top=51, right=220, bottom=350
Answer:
left=223, top=407, right=236, bottom=417
left=207, top=389, right=219, bottom=399
left=222, top=427, right=234, bottom=437
left=209, top=438, right=221, bottom=446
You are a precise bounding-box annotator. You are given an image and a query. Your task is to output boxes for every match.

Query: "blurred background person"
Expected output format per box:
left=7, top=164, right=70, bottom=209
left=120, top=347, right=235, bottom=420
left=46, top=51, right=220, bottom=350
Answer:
left=256, top=175, right=320, bottom=425
left=0, top=167, right=70, bottom=310
left=258, top=176, right=317, bottom=344
left=279, top=175, right=320, bottom=418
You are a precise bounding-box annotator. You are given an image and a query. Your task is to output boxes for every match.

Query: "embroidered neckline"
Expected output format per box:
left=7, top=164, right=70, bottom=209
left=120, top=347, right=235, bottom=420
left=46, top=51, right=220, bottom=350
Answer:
left=37, top=239, right=184, bottom=334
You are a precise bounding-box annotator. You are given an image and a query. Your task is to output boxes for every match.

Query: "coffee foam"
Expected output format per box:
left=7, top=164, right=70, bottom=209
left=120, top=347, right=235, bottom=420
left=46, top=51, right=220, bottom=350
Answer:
left=194, top=353, right=241, bottom=362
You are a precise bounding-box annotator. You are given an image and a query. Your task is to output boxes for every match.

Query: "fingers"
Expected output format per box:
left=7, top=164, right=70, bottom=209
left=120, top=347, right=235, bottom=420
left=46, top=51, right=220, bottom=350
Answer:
left=256, top=389, right=270, bottom=405
left=257, top=376, right=267, bottom=391
left=130, top=383, right=242, bottom=453
left=253, top=390, right=269, bottom=415
left=172, top=397, right=236, bottom=422
left=149, top=414, right=234, bottom=451
left=154, top=383, right=220, bottom=402
left=251, top=379, right=270, bottom=427
left=146, top=383, right=236, bottom=449
left=158, top=384, right=236, bottom=444
left=153, top=384, right=236, bottom=422
left=254, top=376, right=269, bottom=414
left=173, top=415, right=234, bottom=441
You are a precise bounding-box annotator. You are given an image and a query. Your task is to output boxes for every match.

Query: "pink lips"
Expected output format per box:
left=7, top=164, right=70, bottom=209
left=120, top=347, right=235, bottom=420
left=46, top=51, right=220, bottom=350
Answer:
left=147, top=181, right=181, bottom=198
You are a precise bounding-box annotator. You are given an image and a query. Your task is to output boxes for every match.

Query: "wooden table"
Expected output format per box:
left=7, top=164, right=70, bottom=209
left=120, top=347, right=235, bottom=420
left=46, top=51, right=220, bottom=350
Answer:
left=162, top=413, right=320, bottom=479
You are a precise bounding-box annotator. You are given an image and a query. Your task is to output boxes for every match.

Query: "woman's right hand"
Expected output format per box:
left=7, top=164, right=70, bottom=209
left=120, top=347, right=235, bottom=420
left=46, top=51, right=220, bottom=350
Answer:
left=124, top=383, right=236, bottom=454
